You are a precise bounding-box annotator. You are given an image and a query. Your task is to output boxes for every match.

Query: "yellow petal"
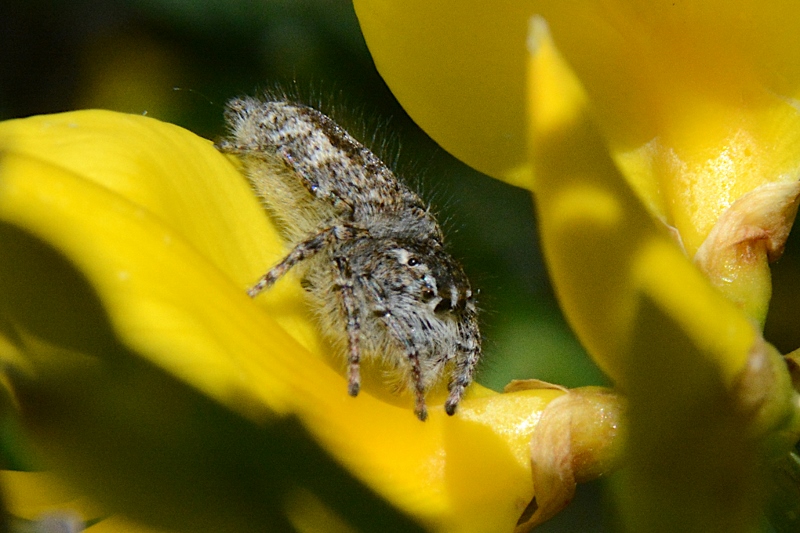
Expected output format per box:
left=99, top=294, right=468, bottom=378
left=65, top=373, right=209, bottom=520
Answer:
left=0, top=112, right=308, bottom=417
left=526, top=19, right=755, bottom=385
left=528, top=19, right=800, bottom=532
left=353, top=0, right=536, bottom=185
left=0, top=110, right=566, bottom=532
left=534, top=1, right=800, bottom=254
left=354, top=0, right=800, bottom=254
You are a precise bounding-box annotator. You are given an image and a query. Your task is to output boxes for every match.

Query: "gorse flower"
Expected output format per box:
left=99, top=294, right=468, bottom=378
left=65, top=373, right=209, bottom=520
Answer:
left=353, top=0, right=800, bottom=530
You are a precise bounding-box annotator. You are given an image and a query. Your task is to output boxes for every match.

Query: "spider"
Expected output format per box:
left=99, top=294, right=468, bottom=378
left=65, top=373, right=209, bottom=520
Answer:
left=217, top=96, right=481, bottom=421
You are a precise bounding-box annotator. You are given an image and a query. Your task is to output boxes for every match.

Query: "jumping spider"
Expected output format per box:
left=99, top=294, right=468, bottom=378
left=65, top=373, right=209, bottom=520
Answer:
left=217, top=96, right=481, bottom=421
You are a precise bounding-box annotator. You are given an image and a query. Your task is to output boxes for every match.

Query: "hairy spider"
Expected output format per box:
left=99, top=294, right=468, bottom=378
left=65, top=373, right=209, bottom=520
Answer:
left=217, top=96, right=481, bottom=421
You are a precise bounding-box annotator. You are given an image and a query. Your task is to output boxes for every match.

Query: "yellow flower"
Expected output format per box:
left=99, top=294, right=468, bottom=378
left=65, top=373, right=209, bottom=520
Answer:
left=353, top=0, right=800, bottom=242
left=353, top=0, right=800, bottom=323
left=353, top=0, right=800, bottom=530
left=0, top=109, right=575, bottom=532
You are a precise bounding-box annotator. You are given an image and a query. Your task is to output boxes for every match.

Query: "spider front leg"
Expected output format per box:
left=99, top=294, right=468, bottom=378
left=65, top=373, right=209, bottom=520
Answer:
left=408, top=350, right=429, bottom=421
left=333, top=256, right=362, bottom=397
left=445, top=342, right=480, bottom=416
left=380, top=313, right=429, bottom=421
left=247, top=225, right=357, bottom=297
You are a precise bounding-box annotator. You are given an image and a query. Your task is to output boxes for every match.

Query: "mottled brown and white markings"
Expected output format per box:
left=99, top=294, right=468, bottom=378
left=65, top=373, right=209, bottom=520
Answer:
left=217, top=96, right=481, bottom=421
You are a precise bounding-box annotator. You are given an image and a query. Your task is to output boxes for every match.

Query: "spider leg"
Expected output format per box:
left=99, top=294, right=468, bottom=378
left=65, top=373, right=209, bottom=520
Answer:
left=380, top=313, right=428, bottom=421
left=333, top=256, right=362, bottom=397
left=409, top=350, right=429, bottom=421
left=248, top=225, right=357, bottom=297
left=445, top=341, right=480, bottom=416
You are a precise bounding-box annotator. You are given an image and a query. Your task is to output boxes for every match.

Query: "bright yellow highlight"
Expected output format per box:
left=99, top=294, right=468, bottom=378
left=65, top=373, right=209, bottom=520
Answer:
left=526, top=15, right=587, bottom=177
left=622, top=119, right=800, bottom=256
left=0, top=110, right=566, bottom=532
